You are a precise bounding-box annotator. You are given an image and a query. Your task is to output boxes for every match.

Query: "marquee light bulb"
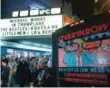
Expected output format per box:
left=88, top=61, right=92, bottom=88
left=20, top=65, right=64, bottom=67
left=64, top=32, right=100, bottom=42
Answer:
left=12, top=11, right=19, bottom=17
left=70, top=23, right=75, bottom=27
left=75, top=22, right=79, bottom=25
left=20, top=10, right=28, bottom=17
left=80, top=20, right=84, bottom=23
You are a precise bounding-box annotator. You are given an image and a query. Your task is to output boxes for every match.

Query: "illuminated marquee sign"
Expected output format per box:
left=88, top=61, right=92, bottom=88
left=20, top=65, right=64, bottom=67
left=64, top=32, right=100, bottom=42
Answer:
left=12, top=8, right=61, bottom=17
left=0, top=15, right=63, bottom=37
left=58, top=22, right=110, bottom=42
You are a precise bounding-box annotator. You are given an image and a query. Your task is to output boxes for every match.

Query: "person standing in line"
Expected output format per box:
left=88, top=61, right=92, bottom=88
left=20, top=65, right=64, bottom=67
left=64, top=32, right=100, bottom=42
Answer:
left=29, top=57, right=37, bottom=84
left=37, top=55, right=46, bottom=85
left=47, top=58, right=52, bottom=68
left=16, top=56, right=31, bottom=87
left=1, top=59, right=9, bottom=87
left=8, top=56, right=18, bottom=87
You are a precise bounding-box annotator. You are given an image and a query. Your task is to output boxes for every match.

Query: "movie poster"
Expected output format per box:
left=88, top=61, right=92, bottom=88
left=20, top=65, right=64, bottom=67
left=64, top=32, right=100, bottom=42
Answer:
left=58, top=38, right=110, bottom=67
left=57, top=21, right=110, bottom=87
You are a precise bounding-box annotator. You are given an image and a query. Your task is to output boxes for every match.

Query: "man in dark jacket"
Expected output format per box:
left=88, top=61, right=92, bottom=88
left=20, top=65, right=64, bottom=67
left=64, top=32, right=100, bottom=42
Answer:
left=1, top=59, right=9, bottom=87
left=16, top=56, right=31, bottom=87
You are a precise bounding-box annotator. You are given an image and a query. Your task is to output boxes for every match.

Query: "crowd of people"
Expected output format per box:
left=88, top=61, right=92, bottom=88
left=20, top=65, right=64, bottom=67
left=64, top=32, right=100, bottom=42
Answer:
left=1, top=55, right=52, bottom=87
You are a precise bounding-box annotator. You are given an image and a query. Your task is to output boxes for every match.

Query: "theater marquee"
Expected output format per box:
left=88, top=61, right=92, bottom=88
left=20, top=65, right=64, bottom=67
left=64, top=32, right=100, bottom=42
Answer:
left=0, top=15, right=63, bottom=37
